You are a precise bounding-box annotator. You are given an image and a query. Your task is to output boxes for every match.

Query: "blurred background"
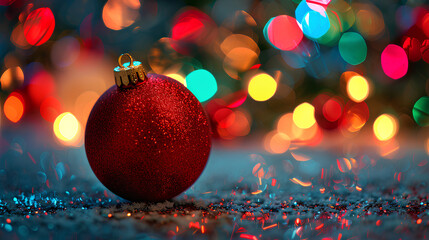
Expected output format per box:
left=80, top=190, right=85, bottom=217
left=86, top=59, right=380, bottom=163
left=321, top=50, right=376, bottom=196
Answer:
left=0, top=0, right=428, bottom=194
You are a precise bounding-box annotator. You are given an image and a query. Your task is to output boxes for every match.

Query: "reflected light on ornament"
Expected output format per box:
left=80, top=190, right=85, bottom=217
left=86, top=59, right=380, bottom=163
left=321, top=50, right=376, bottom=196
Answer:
left=347, top=75, right=369, bottom=102
left=373, top=114, right=398, bottom=142
left=166, top=73, right=186, bottom=86
left=293, top=102, right=316, bottom=129
left=1, top=67, right=24, bottom=91
left=248, top=73, right=277, bottom=102
left=53, top=112, right=81, bottom=145
left=4, top=93, right=24, bottom=123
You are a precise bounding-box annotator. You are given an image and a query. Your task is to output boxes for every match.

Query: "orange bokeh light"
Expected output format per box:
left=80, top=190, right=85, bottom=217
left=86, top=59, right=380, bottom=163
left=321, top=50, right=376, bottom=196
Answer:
left=4, top=93, right=24, bottom=123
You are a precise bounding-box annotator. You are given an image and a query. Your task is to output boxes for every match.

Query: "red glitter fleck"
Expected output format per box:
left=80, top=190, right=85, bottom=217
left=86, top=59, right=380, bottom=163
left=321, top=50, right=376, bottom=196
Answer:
left=240, top=234, right=258, bottom=240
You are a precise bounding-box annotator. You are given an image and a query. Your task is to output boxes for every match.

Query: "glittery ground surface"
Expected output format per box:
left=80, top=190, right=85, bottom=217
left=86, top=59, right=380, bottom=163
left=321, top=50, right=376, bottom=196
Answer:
left=1, top=146, right=429, bottom=239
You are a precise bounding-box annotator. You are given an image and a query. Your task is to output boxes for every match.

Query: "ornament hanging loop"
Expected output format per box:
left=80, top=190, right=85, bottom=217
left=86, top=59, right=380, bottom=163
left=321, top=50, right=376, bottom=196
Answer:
left=118, top=53, right=134, bottom=69
left=114, top=53, right=146, bottom=88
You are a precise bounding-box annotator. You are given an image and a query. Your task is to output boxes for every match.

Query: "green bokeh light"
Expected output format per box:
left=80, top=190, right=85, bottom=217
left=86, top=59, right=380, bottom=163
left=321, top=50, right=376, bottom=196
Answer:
left=413, top=96, right=429, bottom=127
left=338, top=32, right=367, bottom=65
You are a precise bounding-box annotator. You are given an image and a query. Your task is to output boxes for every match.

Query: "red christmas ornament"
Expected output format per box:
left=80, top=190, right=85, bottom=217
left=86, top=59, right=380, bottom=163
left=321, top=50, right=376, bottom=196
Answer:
left=85, top=54, right=211, bottom=202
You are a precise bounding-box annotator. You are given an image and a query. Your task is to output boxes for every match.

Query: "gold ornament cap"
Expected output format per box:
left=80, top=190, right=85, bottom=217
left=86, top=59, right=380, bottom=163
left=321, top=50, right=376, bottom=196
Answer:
left=114, top=53, right=146, bottom=88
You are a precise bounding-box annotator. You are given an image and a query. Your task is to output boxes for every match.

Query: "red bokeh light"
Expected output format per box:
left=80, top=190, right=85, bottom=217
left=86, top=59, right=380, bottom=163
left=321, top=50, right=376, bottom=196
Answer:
left=0, top=0, right=15, bottom=6
left=24, top=8, right=55, bottom=46
left=402, top=37, right=421, bottom=62
left=323, top=98, right=343, bottom=122
left=28, top=70, right=56, bottom=105
left=40, top=97, right=62, bottom=122
left=267, top=15, right=303, bottom=51
left=313, top=94, right=344, bottom=130
left=170, top=9, right=217, bottom=54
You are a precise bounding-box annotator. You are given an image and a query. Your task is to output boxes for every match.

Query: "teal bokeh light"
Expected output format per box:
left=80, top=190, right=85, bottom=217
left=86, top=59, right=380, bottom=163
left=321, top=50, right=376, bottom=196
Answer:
left=186, top=69, right=218, bottom=102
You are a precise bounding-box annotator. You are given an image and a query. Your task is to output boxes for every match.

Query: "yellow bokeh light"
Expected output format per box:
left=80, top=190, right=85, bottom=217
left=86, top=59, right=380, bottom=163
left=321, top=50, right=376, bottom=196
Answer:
left=54, top=112, right=81, bottom=143
left=248, top=73, right=277, bottom=102
left=347, top=76, right=369, bottom=102
left=166, top=73, right=187, bottom=86
left=293, top=102, right=316, bottom=129
left=373, top=114, right=398, bottom=141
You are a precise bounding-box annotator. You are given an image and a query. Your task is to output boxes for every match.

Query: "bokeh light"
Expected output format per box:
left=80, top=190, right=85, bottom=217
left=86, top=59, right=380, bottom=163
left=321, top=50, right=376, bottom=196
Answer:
left=4, top=93, right=24, bottom=123
left=381, top=44, right=408, bottom=80
left=102, top=0, right=140, bottom=30
left=53, top=112, right=81, bottom=144
left=40, top=97, right=62, bottom=122
left=264, top=15, right=303, bottom=51
left=24, top=8, right=55, bottom=46
left=1, top=66, right=24, bottom=91
left=264, top=131, right=291, bottom=154
left=293, top=102, right=316, bottom=129
left=51, top=36, right=81, bottom=68
left=295, top=1, right=331, bottom=39
left=373, top=114, right=399, bottom=141
left=353, top=3, right=385, bottom=40
left=314, top=94, right=344, bottom=130
left=426, top=138, right=429, bottom=155
left=338, top=32, right=367, bottom=65
left=413, top=97, right=429, bottom=127
left=0, top=0, right=15, bottom=6
left=171, top=8, right=216, bottom=54
left=74, top=91, right=100, bottom=127
left=28, top=70, right=56, bottom=105
left=277, top=113, right=303, bottom=140
left=347, top=75, right=369, bottom=103
left=216, top=108, right=251, bottom=140
left=186, top=69, right=217, bottom=102
left=166, top=73, right=187, bottom=86
left=224, top=47, right=259, bottom=72
left=248, top=73, right=277, bottom=102
left=342, top=101, right=369, bottom=133
left=402, top=37, right=421, bottom=62
left=323, top=98, right=343, bottom=122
